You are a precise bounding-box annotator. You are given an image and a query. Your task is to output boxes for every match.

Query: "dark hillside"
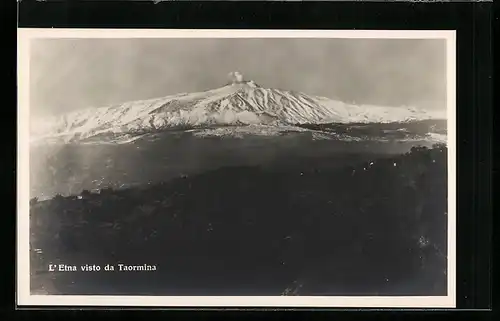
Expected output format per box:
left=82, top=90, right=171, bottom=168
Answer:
left=30, top=144, right=448, bottom=296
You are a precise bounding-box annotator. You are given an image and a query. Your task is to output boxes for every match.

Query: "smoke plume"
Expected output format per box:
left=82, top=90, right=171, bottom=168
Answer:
left=228, top=71, right=244, bottom=84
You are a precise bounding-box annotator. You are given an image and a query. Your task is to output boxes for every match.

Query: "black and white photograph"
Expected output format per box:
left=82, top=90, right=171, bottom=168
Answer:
left=17, top=29, right=456, bottom=307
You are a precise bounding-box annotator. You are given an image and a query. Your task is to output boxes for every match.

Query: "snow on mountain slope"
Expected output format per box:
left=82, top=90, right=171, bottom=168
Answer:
left=30, top=75, right=446, bottom=143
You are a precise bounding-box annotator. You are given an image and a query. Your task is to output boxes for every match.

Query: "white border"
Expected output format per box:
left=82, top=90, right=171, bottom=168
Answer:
left=17, top=29, right=457, bottom=308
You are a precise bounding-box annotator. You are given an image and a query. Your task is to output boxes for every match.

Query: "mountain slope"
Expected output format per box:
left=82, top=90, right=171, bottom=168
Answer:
left=30, top=79, right=446, bottom=143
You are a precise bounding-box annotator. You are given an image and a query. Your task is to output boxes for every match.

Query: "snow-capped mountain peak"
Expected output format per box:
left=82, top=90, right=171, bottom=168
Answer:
left=30, top=78, right=446, bottom=143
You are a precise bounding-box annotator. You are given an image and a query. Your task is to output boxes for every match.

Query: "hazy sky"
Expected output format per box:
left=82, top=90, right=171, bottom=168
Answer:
left=30, top=38, right=447, bottom=117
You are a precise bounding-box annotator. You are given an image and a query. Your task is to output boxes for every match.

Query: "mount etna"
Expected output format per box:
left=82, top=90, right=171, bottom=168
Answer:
left=29, top=73, right=448, bottom=296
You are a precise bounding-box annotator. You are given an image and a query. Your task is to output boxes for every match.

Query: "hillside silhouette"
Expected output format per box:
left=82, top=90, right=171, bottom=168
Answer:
left=30, top=144, right=448, bottom=296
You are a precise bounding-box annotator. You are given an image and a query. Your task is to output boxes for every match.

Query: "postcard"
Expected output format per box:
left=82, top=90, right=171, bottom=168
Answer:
left=17, top=29, right=456, bottom=308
